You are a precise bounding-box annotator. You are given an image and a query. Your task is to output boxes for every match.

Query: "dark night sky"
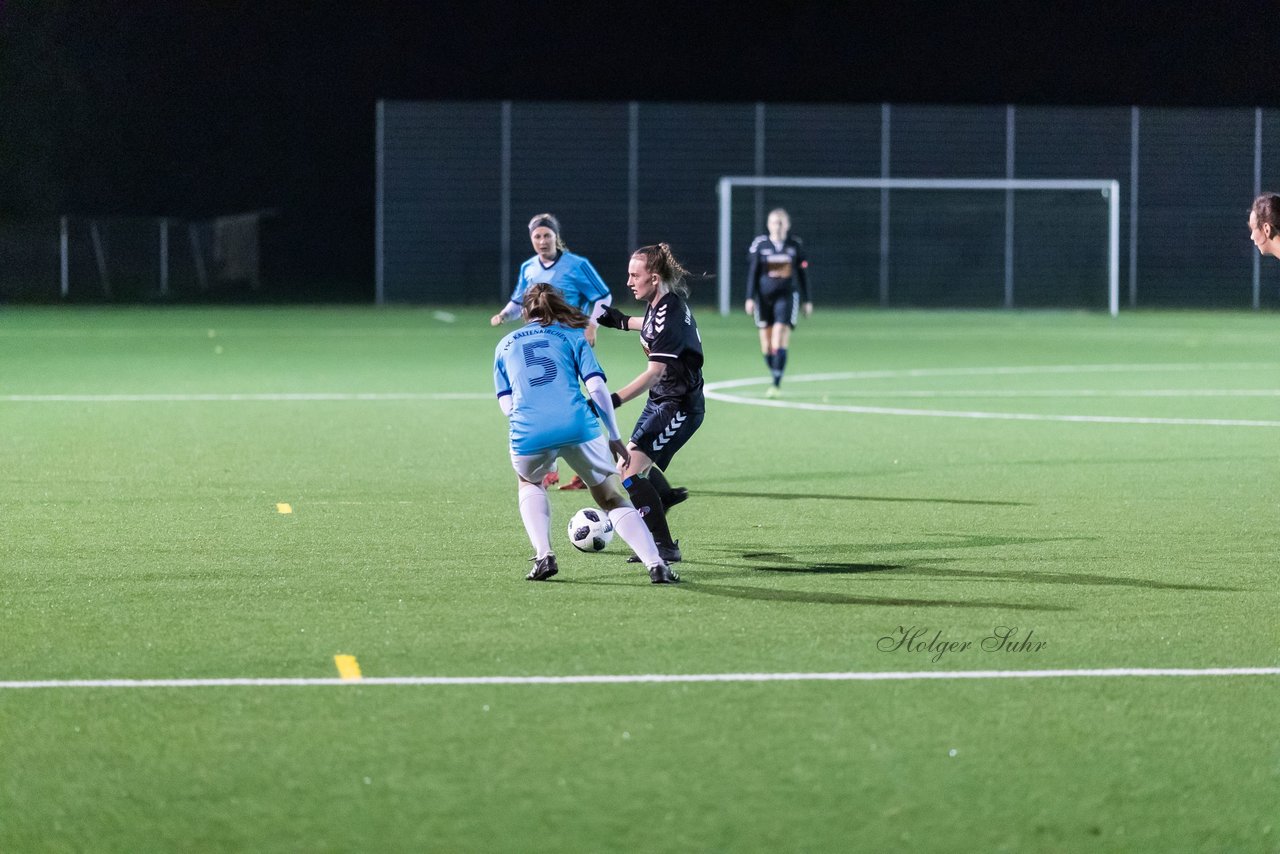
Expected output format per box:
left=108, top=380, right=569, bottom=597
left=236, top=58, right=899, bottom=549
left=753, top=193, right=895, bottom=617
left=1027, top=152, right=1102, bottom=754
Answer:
left=3, top=1, right=1278, bottom=297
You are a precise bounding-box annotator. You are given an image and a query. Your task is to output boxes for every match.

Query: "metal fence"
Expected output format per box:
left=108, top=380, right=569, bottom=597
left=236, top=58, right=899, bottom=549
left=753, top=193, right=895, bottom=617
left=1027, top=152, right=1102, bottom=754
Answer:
left=377, top=101, right=1280, bottom=312
left=0, top=212, right=272, bottom=302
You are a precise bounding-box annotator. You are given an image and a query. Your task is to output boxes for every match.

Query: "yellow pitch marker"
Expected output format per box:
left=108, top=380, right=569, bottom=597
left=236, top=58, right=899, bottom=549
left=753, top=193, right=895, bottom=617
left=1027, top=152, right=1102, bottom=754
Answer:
left=276, top=503, right=293, bottom=514
left=334, top=654, right=362, bottom=681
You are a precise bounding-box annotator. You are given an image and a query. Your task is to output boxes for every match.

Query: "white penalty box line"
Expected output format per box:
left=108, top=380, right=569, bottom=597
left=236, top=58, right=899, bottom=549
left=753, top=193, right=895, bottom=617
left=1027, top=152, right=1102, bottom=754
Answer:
left=3, top=667, right=1277, bottom=689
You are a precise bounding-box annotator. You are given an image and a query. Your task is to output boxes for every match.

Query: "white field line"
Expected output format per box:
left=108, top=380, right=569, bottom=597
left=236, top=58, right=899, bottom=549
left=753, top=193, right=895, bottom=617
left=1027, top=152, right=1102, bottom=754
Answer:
left=704, top=364, right=1280, bottom=427
left=802, top=389, right=1280, bottom=398
left=2, top=667, right=1277, bottom=689
left=7, top=364, right=1278, bottom=424
left=0, top=326, right=456, bottom=339
left=703, top=397, right=1280, bottom=427
left=705, top=364, right=1279, bottom=392
left=0, top=392, right=492, bottom=402
left=2, top=326, right=1275, bottom=344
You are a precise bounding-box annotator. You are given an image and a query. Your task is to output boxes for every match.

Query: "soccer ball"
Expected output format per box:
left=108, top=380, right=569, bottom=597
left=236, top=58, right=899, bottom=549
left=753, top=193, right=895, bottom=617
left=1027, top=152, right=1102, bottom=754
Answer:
left=567, top=507, right=614, bottom=552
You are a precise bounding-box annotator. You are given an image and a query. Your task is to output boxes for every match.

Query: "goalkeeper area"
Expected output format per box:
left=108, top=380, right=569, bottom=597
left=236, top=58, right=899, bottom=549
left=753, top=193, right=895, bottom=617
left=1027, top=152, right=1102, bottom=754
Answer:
left=2, top=306, right=1276, bottom=851
left=717, top=176, right=1120, bottom=315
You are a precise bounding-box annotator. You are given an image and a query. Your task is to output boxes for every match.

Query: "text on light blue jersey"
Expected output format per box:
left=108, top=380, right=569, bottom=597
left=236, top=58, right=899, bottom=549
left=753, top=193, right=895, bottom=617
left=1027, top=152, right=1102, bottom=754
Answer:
left=509, top=251, right=611, bottom=316
left=494, top=322, right=608, bottom=455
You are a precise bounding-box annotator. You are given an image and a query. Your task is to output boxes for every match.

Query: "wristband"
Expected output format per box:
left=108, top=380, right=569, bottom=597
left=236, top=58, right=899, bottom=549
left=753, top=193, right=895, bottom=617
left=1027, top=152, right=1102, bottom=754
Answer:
left=610, top=392, right=622, bottom=409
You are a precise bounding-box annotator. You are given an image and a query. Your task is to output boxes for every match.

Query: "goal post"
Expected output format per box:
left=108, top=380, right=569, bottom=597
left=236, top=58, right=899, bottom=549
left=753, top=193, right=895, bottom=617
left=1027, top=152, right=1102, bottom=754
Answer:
left=717, top=176, right=1121, bottom=317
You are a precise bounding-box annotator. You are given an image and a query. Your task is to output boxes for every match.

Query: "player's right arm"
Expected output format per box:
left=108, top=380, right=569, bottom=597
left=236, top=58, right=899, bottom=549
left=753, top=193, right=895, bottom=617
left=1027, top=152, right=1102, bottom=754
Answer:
left=793, top=238, right=813, bottom=317
left=597, top=303, right=638, bottom=332
left=494, top=343, right=515, bottom=415
left=611, top=360, right=666, bottom=407
left=744, top=236, right=763, bottom=314
left=492, top=268, right=529, bottom=326
left=491, top=304, right=519, bottom=326
left=491, top=301, right=522, bottom=326
left=577, top=340, right=630, bottom=466
left=584, top=374, right=623, bottom=442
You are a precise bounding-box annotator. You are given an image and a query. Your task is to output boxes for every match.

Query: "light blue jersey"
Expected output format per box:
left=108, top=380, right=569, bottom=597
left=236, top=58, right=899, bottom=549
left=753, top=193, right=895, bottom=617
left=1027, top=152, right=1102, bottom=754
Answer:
left=494, top=322, right=607, bottom=454
left=509, top=251, right=611, bottom=316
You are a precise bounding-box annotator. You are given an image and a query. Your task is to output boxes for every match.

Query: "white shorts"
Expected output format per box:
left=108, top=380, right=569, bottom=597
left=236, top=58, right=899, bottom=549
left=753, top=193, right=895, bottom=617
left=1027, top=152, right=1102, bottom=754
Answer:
left=511, top=435, right=617, bottom=487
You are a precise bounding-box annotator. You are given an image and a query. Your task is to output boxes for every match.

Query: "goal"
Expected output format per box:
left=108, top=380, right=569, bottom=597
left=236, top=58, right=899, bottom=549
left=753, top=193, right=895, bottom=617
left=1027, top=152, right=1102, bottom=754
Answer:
left=716, top=177, right=1121, bottom=316
left=51, top=212, right=272, bottom=301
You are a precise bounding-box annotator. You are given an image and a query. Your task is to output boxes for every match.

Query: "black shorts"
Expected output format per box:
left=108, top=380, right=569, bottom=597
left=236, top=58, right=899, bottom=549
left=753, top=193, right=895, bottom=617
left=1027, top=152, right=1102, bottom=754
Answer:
left=753, top=291, right=800, bottom=329
left=630, top=399, right=704, bottom=471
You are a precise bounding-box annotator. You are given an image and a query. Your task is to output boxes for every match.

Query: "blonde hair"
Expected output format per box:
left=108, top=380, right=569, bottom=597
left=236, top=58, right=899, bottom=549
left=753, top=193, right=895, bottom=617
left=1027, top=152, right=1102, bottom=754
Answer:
left=522, top=283, right=589, bottom=328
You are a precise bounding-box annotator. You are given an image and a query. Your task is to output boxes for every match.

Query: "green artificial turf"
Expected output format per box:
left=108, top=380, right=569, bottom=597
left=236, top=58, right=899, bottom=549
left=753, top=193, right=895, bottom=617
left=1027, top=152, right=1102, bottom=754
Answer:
left=1, top=306, right=1276, bottom=852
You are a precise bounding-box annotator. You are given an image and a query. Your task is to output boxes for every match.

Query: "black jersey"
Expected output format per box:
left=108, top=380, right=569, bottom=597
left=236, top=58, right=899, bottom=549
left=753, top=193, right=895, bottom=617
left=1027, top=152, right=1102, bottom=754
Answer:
left=746, top=234, right=810, bottom=302
left=640, top=291, right=705, bottom=412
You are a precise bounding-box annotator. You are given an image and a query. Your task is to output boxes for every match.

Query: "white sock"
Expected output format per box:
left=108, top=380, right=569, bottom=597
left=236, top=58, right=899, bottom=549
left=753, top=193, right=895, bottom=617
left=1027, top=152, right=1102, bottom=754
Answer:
left=609, top=506, right=662, bottom=567
left=518, top=482, right=553, bottom=558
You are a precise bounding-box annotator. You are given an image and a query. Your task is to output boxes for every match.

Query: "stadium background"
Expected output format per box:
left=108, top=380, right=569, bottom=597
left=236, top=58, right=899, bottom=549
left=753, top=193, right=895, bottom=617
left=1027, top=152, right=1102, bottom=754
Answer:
left=378, top=101, right=1280, bottom=310
left=3, top=7, right=1279, bottom=851
left=2, top=4, right=1280, bottom=309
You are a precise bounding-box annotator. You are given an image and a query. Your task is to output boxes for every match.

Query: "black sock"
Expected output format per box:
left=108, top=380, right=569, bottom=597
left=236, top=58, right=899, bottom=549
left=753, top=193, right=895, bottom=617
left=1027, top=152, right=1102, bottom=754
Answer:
left=763, top=351, right=774, bottom=373
left=624, top=475, right=675, bottom=546
left=774, top=347, right=788, bottom=384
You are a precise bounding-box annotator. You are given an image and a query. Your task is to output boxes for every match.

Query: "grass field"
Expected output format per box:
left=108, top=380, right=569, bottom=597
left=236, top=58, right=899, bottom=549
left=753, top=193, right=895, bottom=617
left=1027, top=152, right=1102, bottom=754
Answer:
left=2, top=306, right=1277, bottom=852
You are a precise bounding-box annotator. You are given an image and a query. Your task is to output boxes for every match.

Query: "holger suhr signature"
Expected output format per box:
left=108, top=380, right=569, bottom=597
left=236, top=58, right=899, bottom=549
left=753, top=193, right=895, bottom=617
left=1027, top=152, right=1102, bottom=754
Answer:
left=877, top=626, right=1047, bottom=663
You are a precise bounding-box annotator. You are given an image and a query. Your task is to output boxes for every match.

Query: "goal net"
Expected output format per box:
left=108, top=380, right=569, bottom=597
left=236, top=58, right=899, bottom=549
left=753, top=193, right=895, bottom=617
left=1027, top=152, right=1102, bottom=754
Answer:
left=717, top=177, right=1121, bottom=316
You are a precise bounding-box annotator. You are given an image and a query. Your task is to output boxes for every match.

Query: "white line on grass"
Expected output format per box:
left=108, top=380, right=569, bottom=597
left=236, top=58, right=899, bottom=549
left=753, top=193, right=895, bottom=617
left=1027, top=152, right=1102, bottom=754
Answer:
left=800, top=389, right=1280, bottom=398
left=2, top=668, right=1277, bottom=689
left=0, top=392, right=492, bottom=402
left=706, top=364, right=1278, bottom=392
left=704, top=364, right=1280, bottom=427
left=0, top=328, right=453, bottom=339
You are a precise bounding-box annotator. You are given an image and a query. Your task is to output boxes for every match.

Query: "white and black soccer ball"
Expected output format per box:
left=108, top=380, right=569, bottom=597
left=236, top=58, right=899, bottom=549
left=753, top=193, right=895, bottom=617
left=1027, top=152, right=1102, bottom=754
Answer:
left=567, top=507, right=614, bottom=552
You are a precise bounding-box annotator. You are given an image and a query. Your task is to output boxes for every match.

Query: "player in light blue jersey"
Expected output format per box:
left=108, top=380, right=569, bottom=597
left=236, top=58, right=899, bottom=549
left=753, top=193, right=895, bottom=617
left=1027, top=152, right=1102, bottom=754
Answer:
left=490, top=213, right=614, bottom=348
left=491, top=212, right=615, bottom=492
left=494, top=284, right=678, bottom=584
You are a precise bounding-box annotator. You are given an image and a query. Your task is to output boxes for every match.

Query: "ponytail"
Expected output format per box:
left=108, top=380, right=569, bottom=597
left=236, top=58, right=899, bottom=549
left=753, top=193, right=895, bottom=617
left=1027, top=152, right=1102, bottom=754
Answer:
left=632, top=242, right=693, bottom=297
left=522, top=283, right=589, bottom=328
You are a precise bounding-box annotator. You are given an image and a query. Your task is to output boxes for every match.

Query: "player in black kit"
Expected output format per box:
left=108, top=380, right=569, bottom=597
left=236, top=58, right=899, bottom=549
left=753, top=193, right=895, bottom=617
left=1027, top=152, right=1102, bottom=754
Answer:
left=597, top=243, right=704, bottom=566
left=745, top=208, right=812, bottom=396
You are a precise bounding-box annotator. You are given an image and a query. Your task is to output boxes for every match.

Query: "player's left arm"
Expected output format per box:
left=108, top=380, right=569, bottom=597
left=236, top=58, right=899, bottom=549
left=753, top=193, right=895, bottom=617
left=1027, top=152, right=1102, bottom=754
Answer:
left=585, top=292, right=613, bottom=346
left=587, top=291, right=613, bottom=322
left=576, top=260, right=612, bottom=345
left=794, top=239, right=813, bottom=317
